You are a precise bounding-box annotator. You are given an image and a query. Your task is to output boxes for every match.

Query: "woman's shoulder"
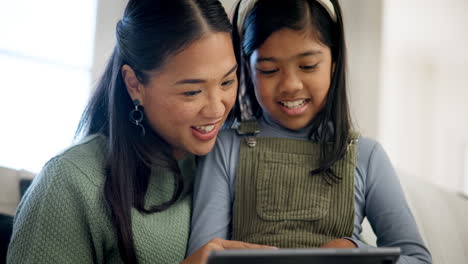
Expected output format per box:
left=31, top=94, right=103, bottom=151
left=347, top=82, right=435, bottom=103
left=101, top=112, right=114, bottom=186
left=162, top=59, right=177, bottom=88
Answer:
left=59, top=134, right=107, bottom=164
left=16, top=135, right=109, bottom=218
left=39, top=134, right=108, bottom=188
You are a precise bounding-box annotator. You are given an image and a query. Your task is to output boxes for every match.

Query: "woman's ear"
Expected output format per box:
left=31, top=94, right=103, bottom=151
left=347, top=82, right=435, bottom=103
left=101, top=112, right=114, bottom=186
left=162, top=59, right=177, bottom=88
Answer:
left=121, top=64, right=144, bottom=103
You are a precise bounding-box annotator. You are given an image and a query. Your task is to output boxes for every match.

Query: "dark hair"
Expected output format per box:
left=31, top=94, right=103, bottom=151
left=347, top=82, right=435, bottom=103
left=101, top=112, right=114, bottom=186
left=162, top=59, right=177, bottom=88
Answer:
left=76, top=0, right=231, bottom=263
left=232, top=0, right=352, bottom=182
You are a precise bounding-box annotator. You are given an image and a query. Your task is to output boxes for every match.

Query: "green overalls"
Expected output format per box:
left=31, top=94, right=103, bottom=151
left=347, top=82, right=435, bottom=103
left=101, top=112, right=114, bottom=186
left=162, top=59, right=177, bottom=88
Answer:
left=231, top=121, right=359, bottom=248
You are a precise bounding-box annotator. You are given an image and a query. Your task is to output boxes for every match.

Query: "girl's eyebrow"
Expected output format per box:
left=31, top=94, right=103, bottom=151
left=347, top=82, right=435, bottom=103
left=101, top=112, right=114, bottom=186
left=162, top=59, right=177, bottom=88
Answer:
left=174, top=64, right=238, bottom=85
left=257, top=50, right=323, bottom=63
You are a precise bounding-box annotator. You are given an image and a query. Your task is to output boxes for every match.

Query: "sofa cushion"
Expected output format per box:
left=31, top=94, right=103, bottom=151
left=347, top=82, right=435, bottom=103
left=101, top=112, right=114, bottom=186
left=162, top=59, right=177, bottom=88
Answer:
left=402, top=175, right=468, bottom=264
left=361, top=174, right=468, bottom=264
left=0, top=167, right=20, bottom=216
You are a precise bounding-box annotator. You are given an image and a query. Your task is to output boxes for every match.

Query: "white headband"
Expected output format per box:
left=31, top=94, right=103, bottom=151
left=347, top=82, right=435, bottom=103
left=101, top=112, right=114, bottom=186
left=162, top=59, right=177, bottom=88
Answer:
left=236, top=0, right=337, bottom=37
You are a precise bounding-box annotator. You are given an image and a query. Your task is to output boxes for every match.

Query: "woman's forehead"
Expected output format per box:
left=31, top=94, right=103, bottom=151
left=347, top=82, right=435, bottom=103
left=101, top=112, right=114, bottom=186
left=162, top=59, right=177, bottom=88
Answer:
left=148, top=32, right=236, bottom=83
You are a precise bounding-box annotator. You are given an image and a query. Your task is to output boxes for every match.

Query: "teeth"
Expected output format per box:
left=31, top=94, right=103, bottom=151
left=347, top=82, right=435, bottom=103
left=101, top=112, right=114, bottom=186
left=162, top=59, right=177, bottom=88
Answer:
left=194, top=125, right=215, bottom=133
left=281, top=99, right=306, bottom=108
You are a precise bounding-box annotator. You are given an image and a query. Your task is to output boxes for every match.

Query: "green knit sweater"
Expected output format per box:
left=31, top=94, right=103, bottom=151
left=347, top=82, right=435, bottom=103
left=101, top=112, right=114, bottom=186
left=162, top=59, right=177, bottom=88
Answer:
left=7, top=135, right=195, bottom=264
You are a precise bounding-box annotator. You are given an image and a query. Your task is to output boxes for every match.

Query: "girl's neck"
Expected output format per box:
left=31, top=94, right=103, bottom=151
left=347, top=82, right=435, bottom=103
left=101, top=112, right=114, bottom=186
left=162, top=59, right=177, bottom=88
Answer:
left=261, top=113, right=316, bottom=137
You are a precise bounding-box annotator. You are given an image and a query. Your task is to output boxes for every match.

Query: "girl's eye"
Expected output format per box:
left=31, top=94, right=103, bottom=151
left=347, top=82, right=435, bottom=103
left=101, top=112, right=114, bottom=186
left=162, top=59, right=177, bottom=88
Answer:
left=221, top=79, right=235, bottom=87
left=183, top=90, right=201, bottom=96
left=257, top=68, right=279, bottom=75
left=300, top=64, right=318, bottom=71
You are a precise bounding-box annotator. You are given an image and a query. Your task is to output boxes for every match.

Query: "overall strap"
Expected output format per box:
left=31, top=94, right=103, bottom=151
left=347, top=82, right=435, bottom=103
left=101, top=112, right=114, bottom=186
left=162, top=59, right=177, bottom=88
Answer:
left=236, top=120, right=260, bottom=148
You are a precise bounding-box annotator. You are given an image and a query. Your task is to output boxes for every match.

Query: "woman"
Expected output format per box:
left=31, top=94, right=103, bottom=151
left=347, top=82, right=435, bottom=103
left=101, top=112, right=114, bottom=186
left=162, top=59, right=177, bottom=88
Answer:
left=7, top=0, right=271, bottom=263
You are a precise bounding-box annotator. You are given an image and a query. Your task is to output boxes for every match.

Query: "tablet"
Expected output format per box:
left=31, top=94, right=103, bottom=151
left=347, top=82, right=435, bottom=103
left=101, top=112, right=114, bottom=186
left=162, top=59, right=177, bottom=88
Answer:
left=207, top=247, right=401, bottom=264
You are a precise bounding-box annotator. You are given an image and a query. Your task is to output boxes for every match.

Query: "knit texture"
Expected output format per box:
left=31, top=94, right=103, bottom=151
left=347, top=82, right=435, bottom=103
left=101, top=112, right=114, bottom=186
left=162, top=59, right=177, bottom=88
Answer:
left=7, top=135, right=195, bottom=264
left=232, top=136, right=357, bottom=248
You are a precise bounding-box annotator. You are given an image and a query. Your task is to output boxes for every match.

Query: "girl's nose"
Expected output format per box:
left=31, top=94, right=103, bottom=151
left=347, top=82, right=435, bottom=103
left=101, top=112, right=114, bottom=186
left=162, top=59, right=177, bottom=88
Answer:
left=279, top=69, right=303, bottom=94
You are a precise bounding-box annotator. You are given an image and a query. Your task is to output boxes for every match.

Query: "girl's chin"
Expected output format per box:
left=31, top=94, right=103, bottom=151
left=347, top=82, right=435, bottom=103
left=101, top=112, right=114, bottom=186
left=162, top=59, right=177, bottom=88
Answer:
left=276, top=117, right=314, bottom=131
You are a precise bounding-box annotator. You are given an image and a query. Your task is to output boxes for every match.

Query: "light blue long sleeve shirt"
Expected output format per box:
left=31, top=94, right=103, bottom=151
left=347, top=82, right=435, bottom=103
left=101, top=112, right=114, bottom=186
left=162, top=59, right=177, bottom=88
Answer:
left=188, top=116, right=432, bottom=264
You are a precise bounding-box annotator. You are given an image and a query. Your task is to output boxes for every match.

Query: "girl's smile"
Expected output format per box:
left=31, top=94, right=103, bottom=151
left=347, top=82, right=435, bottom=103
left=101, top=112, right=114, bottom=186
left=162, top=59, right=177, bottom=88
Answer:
left=278, top=99, right=311, bottom=116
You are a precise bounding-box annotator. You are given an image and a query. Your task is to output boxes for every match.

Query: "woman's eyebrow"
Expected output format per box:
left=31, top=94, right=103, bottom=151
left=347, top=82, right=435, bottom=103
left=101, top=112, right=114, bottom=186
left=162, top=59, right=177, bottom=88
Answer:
left=174, top=64, right=238, bottom=85
left=223, top=64, right=238, bottom=78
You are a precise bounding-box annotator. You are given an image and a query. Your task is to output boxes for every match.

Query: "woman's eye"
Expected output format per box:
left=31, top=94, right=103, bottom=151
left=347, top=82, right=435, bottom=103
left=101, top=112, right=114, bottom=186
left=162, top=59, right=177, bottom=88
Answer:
left=221, top=79, right=235, bottom=87
left=300, top=64, right=318, bottom=71
left=183, top=90, right=201, bottom=96
left=257, top=68, right=278, bottom=75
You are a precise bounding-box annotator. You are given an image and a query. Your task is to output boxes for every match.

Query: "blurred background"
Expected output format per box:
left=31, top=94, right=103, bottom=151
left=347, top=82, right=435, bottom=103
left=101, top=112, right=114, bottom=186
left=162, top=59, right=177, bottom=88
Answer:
left=0, top=0, right=467, bottom=202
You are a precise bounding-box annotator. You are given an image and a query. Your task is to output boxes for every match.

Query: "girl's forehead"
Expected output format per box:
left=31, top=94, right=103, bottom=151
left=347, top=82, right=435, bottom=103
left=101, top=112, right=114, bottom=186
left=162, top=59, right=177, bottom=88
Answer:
left=255, top=28, right=328, bottom=57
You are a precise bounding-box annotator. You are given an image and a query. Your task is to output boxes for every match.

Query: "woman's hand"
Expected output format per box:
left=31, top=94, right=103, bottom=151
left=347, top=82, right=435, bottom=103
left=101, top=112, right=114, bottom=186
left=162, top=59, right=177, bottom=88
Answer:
left=320, top=238, right=357, bottom=248
left=181, top=238, right=276, bottom=264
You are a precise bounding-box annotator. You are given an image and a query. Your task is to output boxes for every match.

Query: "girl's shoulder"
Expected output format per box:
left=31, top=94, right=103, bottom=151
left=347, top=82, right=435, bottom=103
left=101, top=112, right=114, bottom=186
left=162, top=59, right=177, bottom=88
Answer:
left=356, top=136, right=387, bottom=163
left=217, top=127, right=243, bottom=147
left=356, top=136, right=379, bottom=156
left=355, top=136, right=395, bottom=182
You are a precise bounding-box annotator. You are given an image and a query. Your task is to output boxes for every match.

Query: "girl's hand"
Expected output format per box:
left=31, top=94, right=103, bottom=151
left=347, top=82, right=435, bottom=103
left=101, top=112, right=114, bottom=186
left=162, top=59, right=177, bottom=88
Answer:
left=320, top=238, right=358, bottom=248
left=181, top=238, right=276, bottom=264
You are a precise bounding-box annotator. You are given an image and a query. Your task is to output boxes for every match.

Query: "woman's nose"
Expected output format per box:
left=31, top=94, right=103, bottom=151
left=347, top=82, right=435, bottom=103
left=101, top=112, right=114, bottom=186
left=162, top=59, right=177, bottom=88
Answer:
left=201, top=93, right=226, bottom=119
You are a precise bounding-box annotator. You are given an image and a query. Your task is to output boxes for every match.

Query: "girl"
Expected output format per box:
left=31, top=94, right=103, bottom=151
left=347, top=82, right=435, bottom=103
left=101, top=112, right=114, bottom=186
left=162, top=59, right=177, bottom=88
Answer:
left=188, top=0, right=432, bottom=263
left=7, top=0, right=272, bottom=263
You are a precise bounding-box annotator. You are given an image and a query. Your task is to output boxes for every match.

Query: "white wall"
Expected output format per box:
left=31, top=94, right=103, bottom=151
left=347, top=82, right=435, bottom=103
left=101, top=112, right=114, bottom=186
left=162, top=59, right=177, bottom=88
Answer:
left=340, top=0, right=383, bottom=139
left=91, top=0, right=127, bottom=84
left=221, top=0, right=237, bottom=12
left=379, top=0, right=468, bottom=192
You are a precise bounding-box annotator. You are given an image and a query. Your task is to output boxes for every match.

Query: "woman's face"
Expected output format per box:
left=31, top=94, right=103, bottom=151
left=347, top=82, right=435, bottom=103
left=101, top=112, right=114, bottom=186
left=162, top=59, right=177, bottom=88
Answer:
left=125, top=32, right=238, bottom=158
left=249, top=28, right=333, bottom=130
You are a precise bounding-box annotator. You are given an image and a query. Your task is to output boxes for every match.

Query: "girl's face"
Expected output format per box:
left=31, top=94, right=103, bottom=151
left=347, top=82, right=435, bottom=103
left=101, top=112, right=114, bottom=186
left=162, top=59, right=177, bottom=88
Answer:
left=249, top=28, right=333, bottom=130
left=125, top=32, right=238, bottom=158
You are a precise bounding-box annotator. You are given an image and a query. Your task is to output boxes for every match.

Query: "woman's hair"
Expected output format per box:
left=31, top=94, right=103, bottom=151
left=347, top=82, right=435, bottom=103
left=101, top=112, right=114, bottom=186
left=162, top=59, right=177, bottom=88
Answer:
left=76, top=0, right=231, bottom=262
left=232, top=0, right=352, bottom=183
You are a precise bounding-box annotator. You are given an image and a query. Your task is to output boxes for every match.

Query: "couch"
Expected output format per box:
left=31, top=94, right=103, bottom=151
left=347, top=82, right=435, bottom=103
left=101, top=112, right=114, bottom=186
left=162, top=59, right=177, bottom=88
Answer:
left=361, top=173, right=468, bottom=263
left=0, top=167, right=33, bottom=264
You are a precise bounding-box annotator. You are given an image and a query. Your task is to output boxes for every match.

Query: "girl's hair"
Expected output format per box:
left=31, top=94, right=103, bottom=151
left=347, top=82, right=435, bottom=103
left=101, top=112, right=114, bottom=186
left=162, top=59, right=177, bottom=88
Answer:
left=76, top=0, right=231, bottom=262
left=232, top=0, right=352, bottom=182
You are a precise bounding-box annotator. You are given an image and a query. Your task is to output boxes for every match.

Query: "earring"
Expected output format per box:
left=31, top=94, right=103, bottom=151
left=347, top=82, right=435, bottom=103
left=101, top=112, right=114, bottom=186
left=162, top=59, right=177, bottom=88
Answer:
left=129, top=99, right=146, bottom=137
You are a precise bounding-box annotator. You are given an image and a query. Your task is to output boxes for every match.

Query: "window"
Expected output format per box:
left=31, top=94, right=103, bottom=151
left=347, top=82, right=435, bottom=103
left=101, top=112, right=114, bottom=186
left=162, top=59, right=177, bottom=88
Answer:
left=0, top=0, right=97, bottom=173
